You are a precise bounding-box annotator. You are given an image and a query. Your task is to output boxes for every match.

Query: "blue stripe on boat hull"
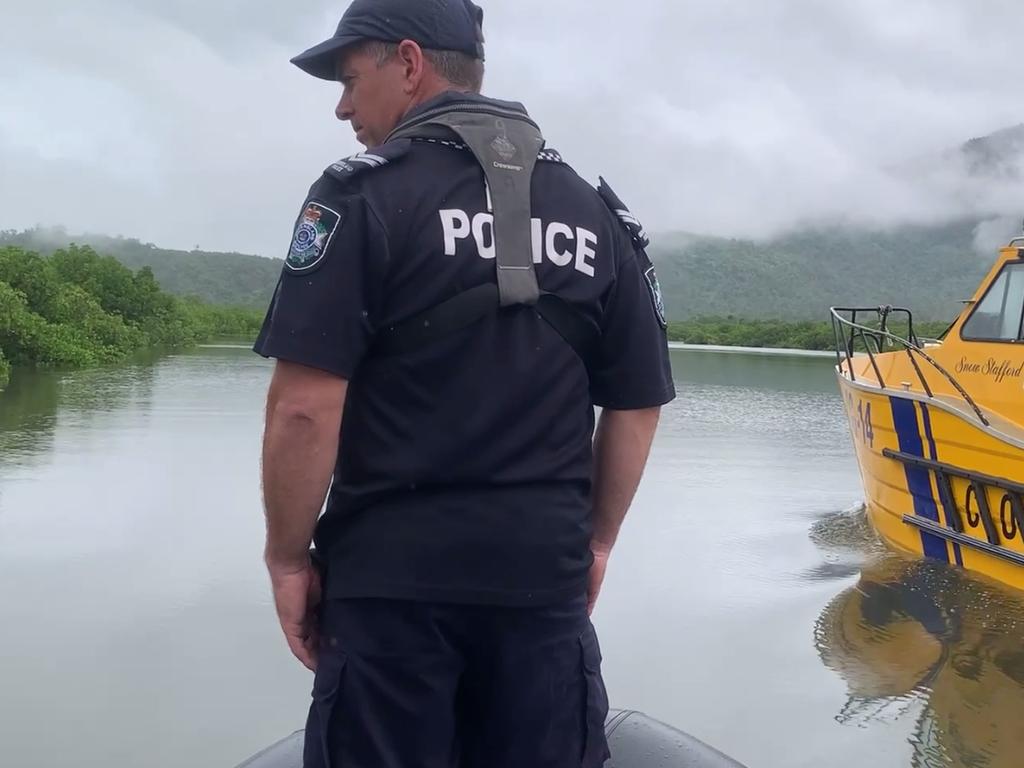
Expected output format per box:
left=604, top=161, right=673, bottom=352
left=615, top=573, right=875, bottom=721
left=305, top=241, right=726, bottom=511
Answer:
left=919, top=402, right=963, bottom=567
left=889, top=397, right=949, bottom=563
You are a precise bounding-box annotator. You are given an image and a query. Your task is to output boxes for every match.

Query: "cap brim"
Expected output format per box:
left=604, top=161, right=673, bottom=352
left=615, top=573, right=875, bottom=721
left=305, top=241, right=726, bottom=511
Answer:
left=290, top=35, right=365, bottom=80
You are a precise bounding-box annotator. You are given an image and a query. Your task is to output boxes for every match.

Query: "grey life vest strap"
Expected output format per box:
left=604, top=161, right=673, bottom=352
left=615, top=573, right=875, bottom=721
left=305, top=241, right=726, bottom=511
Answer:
left=389, top=112, right=545, bottom=306
left=370, top=101, right=600, bottom=370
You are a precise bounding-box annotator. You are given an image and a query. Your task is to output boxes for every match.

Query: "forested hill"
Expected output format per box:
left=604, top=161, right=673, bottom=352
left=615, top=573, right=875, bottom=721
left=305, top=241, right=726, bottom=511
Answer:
left=0, top=229, right=281, bottom=310
left=650, top=123, right=1024, bottom=323
left=0, top=218, right=1003, bottom=323
left=5, top=124, right=1024, bottom=321
left=649, top=218, right=996, bottom=323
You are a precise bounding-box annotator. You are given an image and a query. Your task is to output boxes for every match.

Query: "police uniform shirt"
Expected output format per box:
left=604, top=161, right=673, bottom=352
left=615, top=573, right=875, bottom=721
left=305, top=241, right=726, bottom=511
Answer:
left=255, top=94, right=676, bottom=606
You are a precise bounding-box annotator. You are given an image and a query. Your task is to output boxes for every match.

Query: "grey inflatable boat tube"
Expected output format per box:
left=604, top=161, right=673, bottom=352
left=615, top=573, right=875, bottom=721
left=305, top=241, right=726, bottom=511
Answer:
left=235, top=709, right=748, bottom=768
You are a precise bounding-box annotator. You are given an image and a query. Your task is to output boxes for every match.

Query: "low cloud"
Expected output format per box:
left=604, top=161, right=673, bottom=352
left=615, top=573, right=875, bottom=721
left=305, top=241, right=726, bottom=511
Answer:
left=3, top=0, right=1024, bottom=254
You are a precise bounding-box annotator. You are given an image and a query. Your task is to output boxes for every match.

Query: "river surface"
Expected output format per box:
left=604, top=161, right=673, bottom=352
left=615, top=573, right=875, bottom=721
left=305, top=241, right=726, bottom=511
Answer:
left=3, top=346, right=1024, bottom=768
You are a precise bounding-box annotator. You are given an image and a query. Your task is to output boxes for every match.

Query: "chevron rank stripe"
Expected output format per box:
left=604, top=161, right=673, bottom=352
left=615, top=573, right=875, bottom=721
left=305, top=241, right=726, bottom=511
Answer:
left=325, top=141, right=412, bottom=182
left=348, top=153, right=387, bottom=167
left=614, top=209, right=650, bottom=246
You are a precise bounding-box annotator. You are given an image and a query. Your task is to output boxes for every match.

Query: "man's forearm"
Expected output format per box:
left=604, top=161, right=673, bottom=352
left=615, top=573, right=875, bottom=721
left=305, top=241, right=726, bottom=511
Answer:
left=261, top=396, right=343, bottom=569
left=590, top=406, right=661, bottom=553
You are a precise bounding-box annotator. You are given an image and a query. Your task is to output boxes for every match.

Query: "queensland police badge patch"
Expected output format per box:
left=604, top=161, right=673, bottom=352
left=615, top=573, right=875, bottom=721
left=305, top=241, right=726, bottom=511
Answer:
left=286, top=202, right=341, bottom=273
left=644, top=265, right=667, bottom=328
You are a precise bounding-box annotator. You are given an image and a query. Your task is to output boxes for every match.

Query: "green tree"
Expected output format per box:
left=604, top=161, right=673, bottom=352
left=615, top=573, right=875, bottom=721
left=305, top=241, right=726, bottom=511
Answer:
left=0, top=245, right=265, bottom=380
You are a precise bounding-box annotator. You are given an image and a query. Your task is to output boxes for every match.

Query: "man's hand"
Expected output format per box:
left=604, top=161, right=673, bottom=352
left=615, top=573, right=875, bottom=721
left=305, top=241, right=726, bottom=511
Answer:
left=587, top=546, right=611, bottom=616
left=268, top=559, right=322, bottom=671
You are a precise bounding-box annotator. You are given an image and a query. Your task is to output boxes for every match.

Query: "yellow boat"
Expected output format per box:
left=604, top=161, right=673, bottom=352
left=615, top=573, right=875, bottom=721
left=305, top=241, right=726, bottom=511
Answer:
left=831, top=239, right=1024, bottom=590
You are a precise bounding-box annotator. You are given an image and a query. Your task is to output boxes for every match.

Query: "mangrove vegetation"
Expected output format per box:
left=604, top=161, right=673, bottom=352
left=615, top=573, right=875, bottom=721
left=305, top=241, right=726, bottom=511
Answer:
left=0, top=245, right=264, bottom=387
left=665, top=317, right=953, bottom=350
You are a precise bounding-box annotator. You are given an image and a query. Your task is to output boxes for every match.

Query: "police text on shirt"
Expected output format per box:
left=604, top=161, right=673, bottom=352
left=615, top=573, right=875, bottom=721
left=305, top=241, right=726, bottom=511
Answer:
left=440, top=210, right=598, bottom=277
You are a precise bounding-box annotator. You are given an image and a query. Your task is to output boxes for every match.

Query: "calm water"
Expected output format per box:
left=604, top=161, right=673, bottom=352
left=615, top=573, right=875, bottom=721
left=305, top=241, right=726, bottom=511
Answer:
left=2, top=346, right=1024, bottom=767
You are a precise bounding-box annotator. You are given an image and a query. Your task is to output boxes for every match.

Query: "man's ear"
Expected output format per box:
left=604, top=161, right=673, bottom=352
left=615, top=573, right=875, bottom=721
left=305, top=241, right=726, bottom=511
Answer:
left=396, top=39, right=426, bottom=93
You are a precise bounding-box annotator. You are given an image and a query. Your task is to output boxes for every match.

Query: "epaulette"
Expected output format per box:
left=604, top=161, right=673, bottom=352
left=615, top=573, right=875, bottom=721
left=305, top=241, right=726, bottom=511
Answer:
left=596, top=176, right=650, bottom=248
left=411, top=136, right=565, bottom=164
left=324, top=139, right=411, bottom=183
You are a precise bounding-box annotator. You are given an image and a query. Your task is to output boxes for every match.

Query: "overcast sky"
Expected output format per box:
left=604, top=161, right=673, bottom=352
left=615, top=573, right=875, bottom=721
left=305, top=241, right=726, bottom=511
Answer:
left=3, top=0, right=1024, bottom=256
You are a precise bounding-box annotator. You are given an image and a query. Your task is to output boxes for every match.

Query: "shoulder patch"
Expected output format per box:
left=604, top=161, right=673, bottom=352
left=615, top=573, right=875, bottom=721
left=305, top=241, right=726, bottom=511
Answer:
left=324, top=139, right=411, bottom=183
left=596, top=176, right=650, bottom=248
left=411, top=136, right=565, bottom=164
left=643, top=264, right=667, bottom=329
left=286, top=201, right=342, bottom=274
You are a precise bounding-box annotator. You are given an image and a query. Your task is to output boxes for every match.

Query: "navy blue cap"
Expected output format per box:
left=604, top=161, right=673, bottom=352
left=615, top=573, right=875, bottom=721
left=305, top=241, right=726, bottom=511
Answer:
left=291, top=0, right=486, bottom=81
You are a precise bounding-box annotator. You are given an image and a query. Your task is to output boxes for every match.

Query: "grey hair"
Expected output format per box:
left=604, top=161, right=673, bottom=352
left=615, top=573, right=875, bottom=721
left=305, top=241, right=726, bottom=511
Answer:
left=358, top=40, right=484, bottom=93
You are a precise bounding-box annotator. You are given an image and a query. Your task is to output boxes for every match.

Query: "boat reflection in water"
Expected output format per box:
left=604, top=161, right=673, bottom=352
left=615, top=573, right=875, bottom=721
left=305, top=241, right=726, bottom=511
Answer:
left=815, top=553, right=1024, bottom=767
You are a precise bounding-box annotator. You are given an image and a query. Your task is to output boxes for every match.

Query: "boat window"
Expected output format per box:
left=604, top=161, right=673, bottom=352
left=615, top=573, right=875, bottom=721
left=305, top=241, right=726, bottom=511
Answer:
left=962, top=262, right=1024, bottom=341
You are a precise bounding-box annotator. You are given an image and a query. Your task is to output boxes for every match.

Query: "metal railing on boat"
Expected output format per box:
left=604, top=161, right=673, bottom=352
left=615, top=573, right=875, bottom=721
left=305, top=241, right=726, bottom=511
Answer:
left=829, top=305, right=990, bottom=427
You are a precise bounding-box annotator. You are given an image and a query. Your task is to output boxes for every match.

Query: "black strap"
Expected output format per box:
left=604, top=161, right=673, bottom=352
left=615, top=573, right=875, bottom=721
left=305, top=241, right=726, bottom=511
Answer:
left=535, top=294, right=601, bottom=369
left=372, top=283, right=499, bottom=358
left=371, top=283, right=600, bottom=369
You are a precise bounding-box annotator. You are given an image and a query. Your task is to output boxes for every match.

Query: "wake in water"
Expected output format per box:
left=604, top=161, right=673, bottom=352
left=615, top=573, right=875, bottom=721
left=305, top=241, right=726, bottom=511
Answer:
left=808, top=502, right=882, bottom=553
left=799, top=503, right=885, bottom=582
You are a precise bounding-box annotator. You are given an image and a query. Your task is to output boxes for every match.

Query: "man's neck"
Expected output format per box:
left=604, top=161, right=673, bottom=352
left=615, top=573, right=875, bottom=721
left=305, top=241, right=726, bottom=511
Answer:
left=403, top=85, right=473, bottom=119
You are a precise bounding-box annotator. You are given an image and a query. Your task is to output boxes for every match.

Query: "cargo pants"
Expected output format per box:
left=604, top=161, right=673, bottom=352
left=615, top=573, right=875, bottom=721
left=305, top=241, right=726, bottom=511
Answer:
left=302, top=595, right=611, bottom=768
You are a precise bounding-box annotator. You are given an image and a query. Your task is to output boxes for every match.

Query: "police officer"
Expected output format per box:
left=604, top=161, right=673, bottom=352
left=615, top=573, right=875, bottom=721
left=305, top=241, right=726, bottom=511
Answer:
left=254, top=0, right=675, bottom=765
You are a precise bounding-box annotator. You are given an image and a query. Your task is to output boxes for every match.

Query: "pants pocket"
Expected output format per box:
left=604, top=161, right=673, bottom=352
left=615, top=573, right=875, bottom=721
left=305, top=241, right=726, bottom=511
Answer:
left=579, top=624, right=611, bottom=768
left=303, top=650, right=347, bottom=768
